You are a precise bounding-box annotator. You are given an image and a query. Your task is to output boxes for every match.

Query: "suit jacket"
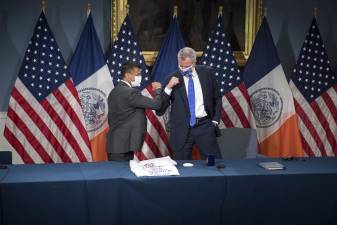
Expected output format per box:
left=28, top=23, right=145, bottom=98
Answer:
left=156, top=65, right=222, bottom=152
left=106, top=82, right=162, bottom=154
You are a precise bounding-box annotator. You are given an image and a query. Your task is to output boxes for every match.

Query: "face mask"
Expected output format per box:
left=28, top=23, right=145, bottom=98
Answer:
left=131, top=75, right=142, bottom=87
left=179, top=65, right=193, bottom=73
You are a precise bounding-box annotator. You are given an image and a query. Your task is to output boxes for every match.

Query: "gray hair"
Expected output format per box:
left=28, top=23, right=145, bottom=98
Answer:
left=177, top=47, right=197, bottom=63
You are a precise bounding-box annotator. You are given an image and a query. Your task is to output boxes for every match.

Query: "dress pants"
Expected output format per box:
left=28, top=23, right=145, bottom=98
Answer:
left=107, top=151, right=134, bottom=161
left=173, top=119, right=221, bottom=160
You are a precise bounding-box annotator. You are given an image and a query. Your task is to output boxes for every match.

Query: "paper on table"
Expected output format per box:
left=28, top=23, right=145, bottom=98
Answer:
left=138, top=156, right=177, bottom=167
left=130, top=156, right=180, bottom=177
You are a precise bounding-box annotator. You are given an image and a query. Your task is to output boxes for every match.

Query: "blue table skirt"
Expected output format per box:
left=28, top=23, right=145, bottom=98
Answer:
left=1, top=158, right=337, bottom=225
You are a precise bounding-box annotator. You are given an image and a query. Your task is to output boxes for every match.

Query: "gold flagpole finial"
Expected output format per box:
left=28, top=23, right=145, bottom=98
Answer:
left=41, top=0, right=46, bottom=12
left=218, top=6, right=223, bottom=17
left=263, top=7, right=267, bottom=17
left=87, top=2, right=92, bottom=17
left=126, top=4, right=130, bottom=15
left=259, top=0, right=264, bottom=25
left=173, top=5, right=178, bottom=18
left=314, top=7, right=318, bottom=18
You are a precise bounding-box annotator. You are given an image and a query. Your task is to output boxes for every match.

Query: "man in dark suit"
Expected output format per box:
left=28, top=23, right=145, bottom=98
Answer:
left=106, top=62, right=162, bottom=161
left=157, top=47, right=222, bottom=160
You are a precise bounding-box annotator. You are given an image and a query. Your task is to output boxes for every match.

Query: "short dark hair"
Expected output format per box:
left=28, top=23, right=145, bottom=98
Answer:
left=121, top=62, right=141, bottom=78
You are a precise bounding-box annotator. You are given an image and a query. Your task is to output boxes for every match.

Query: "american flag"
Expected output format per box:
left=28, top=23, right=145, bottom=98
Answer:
left=3, top=12, right=92, bottom=163
left=107, top=16, right=150, bottom=89
left=290, top=17, right=337, bottom=157
left=200, top=13, right=255, bottom=128
left=107, top=15, right=171, bottom=160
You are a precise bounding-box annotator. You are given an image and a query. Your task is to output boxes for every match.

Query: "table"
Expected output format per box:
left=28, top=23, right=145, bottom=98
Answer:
left=1, top=158, right=337, bottom=225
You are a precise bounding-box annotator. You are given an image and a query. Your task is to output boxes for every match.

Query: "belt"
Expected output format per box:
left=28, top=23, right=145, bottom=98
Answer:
left=192, top=116, right=210, bottom=127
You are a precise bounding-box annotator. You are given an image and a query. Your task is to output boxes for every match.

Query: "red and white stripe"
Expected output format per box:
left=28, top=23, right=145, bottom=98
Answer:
left=220, top=82, right=256, bottom=129
left=4, top=78, right=92, bottom=163
left=134, top=86, right=172, bottom=161
left=290, top=81, right=337, bottom=157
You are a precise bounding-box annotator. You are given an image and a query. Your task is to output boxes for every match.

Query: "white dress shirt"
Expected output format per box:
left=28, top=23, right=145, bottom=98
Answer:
left=183, top=69, right=208, bottom=118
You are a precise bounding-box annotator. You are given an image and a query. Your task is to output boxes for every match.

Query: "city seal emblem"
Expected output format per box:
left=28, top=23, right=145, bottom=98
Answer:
left=78, top=87, right=108, bottom=133
left=250, top=88, right=283, bottom=128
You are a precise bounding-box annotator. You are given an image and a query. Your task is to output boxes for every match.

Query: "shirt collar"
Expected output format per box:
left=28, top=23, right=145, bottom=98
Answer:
left=121, top=80, right=132, bottom=87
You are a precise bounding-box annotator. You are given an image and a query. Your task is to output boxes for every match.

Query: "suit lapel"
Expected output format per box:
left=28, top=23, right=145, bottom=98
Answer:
left=176, top=72, right=190, bottom=114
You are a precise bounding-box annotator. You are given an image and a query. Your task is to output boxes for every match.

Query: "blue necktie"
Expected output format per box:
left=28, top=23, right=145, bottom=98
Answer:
left=181, top=69, right=196, bottom=127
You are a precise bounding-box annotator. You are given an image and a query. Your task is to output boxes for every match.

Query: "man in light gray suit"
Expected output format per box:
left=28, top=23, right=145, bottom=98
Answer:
left=106, top=62, right=163, bottom=161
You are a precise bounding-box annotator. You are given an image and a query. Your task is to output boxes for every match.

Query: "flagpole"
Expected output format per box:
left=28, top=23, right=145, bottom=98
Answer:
left=258, top=1, right=264, bottom=27
left=218, top=6, right=223, bottom=17
left=87, top=2, right=92, bottom=17
left=126, top=4, right=130, bottom=16
left=173, top=5, right=178, bottom=18
left=41, top=0, right=45, bottom=12
left=314, top=7, right=318, bottom=18
left=259, top=0, right=264, bottom=18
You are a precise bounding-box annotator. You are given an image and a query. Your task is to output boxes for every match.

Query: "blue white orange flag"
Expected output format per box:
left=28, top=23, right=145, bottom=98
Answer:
left=242, top=17, right=303, bottom=157
left=151, top=14, right=185, bottom=84
left=68, top=13, right=113, bottom=161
